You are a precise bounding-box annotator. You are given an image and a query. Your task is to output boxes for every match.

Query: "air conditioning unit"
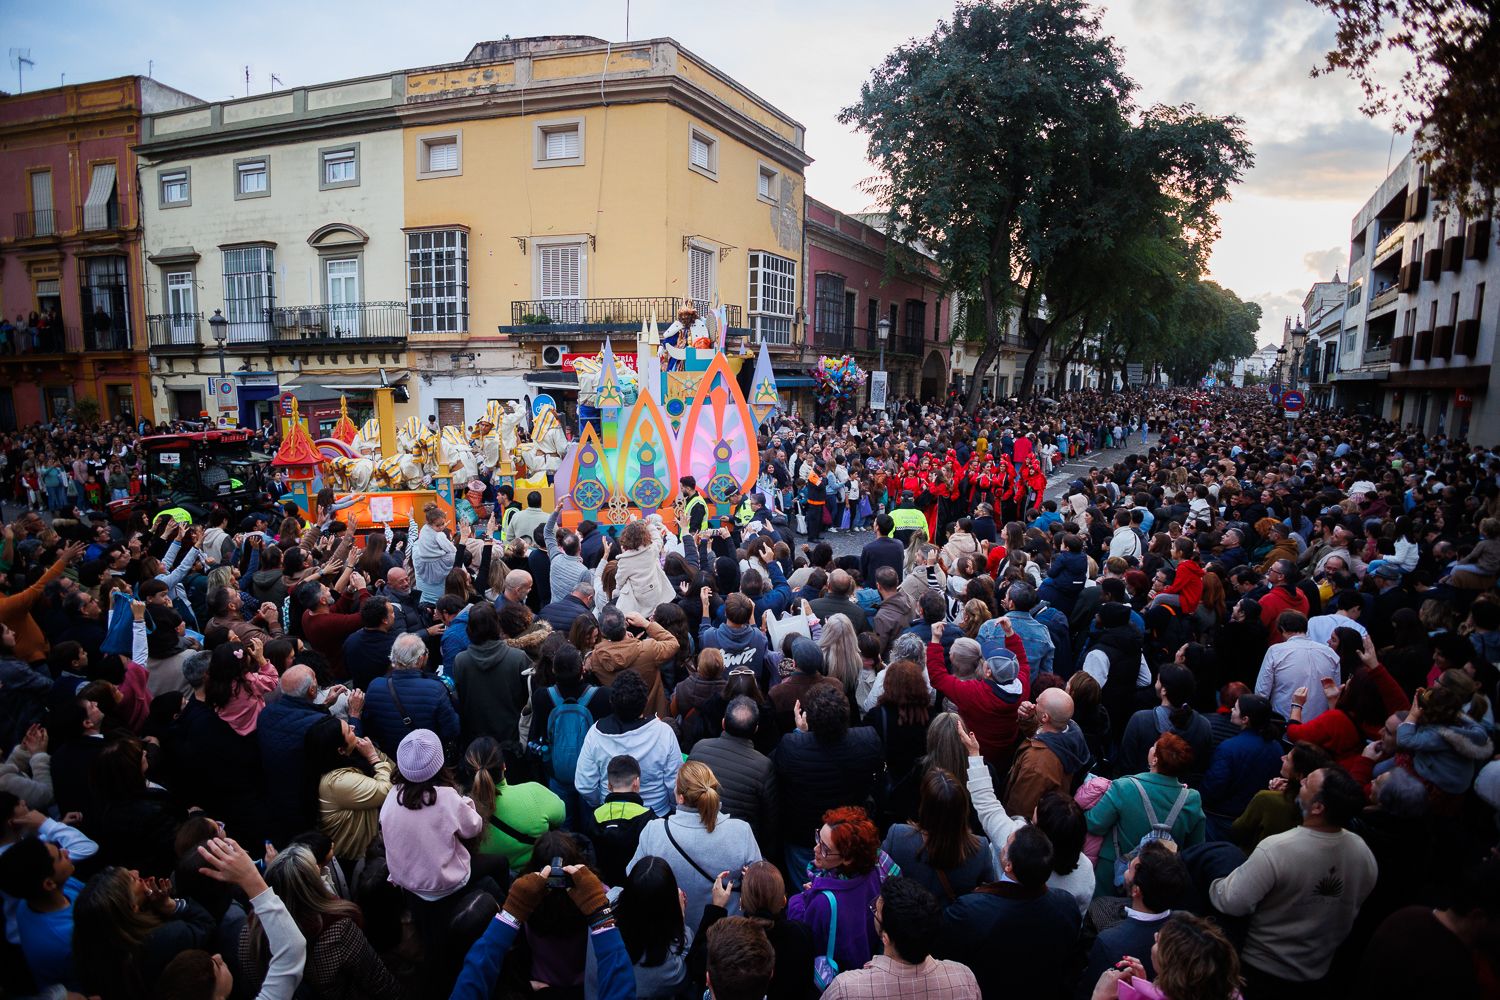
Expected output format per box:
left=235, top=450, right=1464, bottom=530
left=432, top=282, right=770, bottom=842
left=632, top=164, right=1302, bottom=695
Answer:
left=541, top=344, right=569, bottom=367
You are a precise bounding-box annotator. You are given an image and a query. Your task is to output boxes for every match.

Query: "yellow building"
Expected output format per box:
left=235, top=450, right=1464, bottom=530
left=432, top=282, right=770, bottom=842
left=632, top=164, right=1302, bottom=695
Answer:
left=397, top=37, right=811, bottom=424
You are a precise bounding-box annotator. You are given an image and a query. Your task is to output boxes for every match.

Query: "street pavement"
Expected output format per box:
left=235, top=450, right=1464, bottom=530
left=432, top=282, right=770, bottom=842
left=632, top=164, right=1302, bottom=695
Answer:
left=808, top=433, right=1154, bottom=560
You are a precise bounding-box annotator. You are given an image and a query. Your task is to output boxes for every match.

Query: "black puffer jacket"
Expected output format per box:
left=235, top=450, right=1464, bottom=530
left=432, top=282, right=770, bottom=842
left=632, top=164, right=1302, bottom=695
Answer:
left=770, top=727, right=884, bottom=848
left=688, top=733, right=777, bottom=851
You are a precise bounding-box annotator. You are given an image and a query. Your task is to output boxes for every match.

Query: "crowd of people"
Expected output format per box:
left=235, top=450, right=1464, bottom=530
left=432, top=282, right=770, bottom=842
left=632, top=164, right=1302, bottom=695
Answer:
left=0, top=384, right=1498, bottom=1000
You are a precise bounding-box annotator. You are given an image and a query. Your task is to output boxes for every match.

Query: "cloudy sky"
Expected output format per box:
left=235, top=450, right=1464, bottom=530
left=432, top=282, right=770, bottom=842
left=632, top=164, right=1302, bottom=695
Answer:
left=5, top=0, right=1408, bottom=346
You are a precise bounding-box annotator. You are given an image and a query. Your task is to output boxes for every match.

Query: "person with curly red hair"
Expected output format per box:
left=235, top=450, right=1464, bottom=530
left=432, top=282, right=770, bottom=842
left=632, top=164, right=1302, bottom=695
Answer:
left=786, top=806, right=899, bottom=980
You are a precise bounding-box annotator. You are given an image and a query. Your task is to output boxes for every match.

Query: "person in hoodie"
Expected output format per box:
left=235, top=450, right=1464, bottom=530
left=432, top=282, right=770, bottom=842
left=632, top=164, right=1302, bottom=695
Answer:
left=1116, top=663, right=1214, bottom=784
left=452, top=602, right=531, bottom=747
left=1003, top=686, right=1092, bottom=819
left=1395, top=683, right=1493, bottom=800
left=698, top=592, right=773, bottom=694
left=573, top=668, right=684, bottom=816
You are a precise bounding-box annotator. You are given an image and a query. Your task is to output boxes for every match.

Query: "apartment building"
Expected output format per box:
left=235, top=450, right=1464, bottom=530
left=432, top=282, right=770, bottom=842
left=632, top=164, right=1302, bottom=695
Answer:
left=0, top=76, right=198, bottom=428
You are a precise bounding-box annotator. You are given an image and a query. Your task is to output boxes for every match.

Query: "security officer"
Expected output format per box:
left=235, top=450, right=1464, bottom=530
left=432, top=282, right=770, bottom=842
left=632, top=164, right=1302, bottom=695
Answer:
left=680, top=475, right=709, bottom=534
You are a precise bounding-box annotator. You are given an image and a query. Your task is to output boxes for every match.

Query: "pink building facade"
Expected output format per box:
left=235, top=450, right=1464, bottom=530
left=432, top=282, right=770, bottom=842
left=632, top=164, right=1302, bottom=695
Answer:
left=803, top=197, right=950, bottom=399
left=0, top=76, right=198, bottom=427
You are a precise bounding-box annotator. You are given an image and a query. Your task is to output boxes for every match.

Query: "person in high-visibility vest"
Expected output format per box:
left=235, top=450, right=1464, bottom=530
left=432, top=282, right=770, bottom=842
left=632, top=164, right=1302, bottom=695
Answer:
left=889, top=492, right=928, bottom=546
left=680, top=475, right=709, bottom=535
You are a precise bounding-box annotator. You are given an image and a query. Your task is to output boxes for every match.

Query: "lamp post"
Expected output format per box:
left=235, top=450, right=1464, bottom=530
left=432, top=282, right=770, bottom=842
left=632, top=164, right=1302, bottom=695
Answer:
left=1290, top=319, right=1307, bottom=394
left=209, top=309, right=228, bottom=378
left=876, top=316, right=890, bottom=373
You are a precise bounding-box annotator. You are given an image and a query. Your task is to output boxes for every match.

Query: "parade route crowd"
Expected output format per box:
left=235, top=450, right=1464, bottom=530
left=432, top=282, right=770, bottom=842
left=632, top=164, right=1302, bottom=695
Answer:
left=1, top=383, right=1498, bottom=1000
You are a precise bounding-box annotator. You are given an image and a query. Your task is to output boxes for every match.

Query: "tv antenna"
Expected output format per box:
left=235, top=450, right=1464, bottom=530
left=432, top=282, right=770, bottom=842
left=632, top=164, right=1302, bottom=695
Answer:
left=269, top=73, right=283, bottom=91
left=244, top=65, right=251, bottom=96
left=8, top=49, right=34, bottom=93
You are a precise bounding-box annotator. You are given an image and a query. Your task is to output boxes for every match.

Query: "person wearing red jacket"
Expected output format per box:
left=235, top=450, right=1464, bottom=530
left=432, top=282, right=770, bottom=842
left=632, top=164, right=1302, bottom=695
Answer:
left=1161, top=540, right=1205, bottom=614
left=927, top=617, right=1030, bottom=785
left=1259, top=560, right=1310, bottom=643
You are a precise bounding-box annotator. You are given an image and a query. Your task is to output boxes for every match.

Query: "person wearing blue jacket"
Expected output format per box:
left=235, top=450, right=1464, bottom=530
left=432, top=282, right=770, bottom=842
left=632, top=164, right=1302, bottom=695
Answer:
left=439, top=598, right=471, bottom=674
left=363, top=633, right=462, bottom=762
left=451, top=863, right=633, bottom=1000
left=1200, top=693, right=1284, bottom=840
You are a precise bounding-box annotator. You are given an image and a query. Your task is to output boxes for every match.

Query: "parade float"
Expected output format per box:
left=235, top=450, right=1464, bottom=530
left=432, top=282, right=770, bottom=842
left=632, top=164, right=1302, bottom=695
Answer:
left=276, top=303, right=767, bottom=532
left=553, top=307, right=768, bottom=531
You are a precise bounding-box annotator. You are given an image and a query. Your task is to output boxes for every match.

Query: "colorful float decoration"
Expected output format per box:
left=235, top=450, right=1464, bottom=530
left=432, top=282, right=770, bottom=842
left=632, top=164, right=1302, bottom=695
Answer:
left=552, top=333, right=756, bottom=530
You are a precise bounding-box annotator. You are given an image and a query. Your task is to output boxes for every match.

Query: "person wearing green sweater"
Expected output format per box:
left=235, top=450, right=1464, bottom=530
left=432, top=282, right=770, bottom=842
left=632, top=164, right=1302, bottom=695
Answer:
left=460, top=737, right=565, bottom=871
left=1083, top=732, right=1205, bottom=897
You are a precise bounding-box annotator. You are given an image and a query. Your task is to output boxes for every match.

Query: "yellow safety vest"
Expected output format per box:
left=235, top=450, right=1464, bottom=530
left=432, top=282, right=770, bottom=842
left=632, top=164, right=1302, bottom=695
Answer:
left=890, top=507, right=927, bottom=532
left=684, top=493, right=709, bottom=531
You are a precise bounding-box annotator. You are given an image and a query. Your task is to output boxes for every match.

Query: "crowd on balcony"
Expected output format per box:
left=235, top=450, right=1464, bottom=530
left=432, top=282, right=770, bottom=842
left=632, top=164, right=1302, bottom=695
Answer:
left=0, top=383, right=1497, bottom=1000
left=0, top=309, right=66, bottom=355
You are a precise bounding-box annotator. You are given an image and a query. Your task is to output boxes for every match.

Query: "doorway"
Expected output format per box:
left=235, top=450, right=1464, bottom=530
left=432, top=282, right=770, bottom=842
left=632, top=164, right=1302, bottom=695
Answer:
left=172, top=389, right=204, bottom=421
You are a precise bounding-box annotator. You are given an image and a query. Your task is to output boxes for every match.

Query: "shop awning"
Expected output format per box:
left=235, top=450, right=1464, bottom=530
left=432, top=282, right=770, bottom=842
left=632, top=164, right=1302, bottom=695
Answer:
left=524, top=371, right=580, bottom=389
left=282, top=371, right=408, bottom=402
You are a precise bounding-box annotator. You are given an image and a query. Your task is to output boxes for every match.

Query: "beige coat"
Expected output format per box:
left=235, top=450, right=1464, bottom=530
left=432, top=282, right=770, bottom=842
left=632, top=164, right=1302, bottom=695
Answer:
left=319, top=753, right=393, bottom=861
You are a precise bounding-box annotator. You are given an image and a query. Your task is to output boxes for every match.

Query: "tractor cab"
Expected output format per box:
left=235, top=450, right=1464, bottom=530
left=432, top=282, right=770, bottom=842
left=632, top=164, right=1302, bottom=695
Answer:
left=111, top=429, right=275, bottom=524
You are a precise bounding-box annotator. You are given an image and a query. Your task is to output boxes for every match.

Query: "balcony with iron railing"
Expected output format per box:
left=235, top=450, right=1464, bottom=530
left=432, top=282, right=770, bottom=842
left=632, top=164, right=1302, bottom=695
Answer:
left=502, top=297, right=744, bottom=338
left=0, top=324, right=84, bottom=355
left=166, top=302, right=409, bottom=350
left=12, top=209, right=59, bottom=239
left=147, top=312, right=203, bottom=352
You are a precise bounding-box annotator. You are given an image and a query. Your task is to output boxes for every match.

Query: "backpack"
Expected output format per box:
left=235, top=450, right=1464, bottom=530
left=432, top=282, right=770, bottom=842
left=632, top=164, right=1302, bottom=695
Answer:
left=1111, top=777, right=1190, bottom=888
left=543, top=685, right=597, bottom=785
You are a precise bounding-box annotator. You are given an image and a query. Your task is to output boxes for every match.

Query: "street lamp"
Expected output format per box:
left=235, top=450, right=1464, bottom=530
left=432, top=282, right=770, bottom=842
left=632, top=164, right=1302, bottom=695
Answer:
left=209, top=309, right=228, bottom=378
left=875, top=316, right=890, bottom=406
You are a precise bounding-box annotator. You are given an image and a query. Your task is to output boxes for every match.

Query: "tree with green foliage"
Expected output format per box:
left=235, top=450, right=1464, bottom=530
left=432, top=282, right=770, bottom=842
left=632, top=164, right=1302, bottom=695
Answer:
left=841, top=0, right=1252, bottom=409
left=1310, top=0, right=1500, bottom=216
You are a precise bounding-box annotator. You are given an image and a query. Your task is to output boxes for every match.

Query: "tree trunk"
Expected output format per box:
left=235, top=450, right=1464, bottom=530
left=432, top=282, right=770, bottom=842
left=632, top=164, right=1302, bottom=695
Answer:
left=964, top=339, right=1002, bottom=413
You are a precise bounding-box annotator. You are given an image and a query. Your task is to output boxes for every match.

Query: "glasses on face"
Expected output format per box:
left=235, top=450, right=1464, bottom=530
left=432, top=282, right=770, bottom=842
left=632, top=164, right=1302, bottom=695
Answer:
left=814, top=838, right=839, bottom=859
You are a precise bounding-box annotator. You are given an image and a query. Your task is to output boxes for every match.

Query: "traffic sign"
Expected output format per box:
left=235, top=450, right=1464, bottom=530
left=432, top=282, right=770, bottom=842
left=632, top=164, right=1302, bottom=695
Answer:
left=1281, top=390, right=1305, bottom=413
left=208, top=377, right=238, bottom=412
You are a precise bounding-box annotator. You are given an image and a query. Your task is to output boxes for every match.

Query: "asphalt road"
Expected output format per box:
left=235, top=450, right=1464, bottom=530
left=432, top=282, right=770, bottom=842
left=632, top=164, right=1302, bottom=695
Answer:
left=809, top=433, right=1154, bottom=559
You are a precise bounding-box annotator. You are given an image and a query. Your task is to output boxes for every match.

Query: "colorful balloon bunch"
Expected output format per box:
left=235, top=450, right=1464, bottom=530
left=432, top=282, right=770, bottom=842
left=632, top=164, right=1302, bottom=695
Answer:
left=812, top=355, right=867, bottom=402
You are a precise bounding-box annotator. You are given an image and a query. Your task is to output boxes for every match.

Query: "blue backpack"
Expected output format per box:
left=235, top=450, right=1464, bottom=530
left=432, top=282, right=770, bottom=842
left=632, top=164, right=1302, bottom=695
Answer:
left=544, top=686, right=597, bottom=785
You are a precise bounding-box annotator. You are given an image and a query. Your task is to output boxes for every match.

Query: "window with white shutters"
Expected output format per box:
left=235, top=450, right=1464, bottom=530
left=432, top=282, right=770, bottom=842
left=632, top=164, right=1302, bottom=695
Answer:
left=160, top=170, right=190, bottom=205
left=689, top=128, right=717, bottom=177
left=538, top=243, right=584, bottom=323
left=689, top=246, right=714, bottom=311
left=547, top=128, right=578, bottom=160
left=418, top=133, right=462, bottom=178
left=235, top=159, right=268, bottom=199
left=320, top=147, right=358, bottom=189
left=757, top=165, right=779, bottom=202
left=406, top=230, right=469, bottom=333
left=427, top=141, right=457, bottom=172
left=748, top=251, right=796, bottom=345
